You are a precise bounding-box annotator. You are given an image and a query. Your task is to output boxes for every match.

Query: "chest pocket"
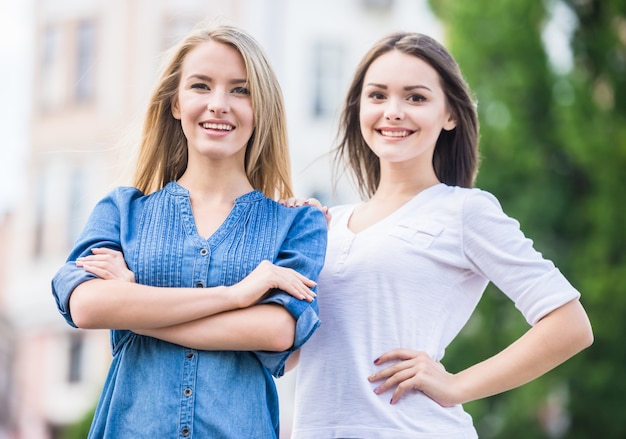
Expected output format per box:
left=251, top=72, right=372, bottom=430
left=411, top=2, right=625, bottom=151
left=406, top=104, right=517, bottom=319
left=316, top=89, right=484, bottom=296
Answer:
left=390, top=220, right=444, bottom=249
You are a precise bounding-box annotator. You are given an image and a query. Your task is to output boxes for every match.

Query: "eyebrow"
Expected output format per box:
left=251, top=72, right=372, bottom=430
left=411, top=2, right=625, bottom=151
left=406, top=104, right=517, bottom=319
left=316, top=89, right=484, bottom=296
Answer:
left=365, top=82, right=432, bottom=92
left=186, top=74, right=248, bottom=84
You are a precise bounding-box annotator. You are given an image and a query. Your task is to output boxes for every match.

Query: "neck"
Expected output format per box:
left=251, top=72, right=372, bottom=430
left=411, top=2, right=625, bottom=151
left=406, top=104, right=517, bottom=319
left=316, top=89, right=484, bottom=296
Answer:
left=177, top=166, right=254, bottom=202
left=372, top=164, right=439, bottom=202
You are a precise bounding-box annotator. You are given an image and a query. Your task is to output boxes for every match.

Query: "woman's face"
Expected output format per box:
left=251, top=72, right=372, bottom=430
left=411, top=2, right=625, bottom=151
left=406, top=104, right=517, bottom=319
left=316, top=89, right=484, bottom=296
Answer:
left=172, top=40, right=254, bottom=166
left=359, top=50, right=456, bottom=168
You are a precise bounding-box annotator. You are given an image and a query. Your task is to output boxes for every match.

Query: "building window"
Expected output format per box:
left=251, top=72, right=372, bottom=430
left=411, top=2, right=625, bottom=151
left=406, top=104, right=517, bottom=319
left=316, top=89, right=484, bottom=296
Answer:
left=75, top=20, right=96, bottom=102
left=312, top=42, right=344, bottom=118
left=40, top=24, right=65, bottom=111
left=67, top=168, right=85, bottom=248
left=33, top=173, right=46, bottom=258
left=68, top=332, right=84, bottom=383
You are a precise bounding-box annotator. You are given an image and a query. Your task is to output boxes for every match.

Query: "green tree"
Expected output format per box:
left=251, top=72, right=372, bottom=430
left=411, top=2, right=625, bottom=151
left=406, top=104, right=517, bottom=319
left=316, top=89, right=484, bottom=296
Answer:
left=429, top=0, right=626, bottom=437
left=60, top=406, right=94, bottom=439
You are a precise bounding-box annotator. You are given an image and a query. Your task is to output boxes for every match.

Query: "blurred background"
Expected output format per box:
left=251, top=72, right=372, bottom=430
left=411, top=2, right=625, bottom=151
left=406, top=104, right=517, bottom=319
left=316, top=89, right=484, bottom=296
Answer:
left=0, top=0, right=624, bottom=438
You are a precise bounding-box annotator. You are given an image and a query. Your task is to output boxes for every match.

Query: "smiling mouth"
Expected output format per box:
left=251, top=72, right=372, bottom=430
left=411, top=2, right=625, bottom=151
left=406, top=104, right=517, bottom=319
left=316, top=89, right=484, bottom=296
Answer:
left=378, top=129, right=413, bottom=138
left=202, top=122, right=233, bottom=131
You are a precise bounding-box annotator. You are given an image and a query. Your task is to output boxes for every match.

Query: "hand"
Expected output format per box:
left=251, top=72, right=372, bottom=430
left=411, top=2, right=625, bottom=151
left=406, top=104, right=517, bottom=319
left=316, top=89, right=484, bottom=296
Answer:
left=278, top=197, right=332, bottom=225
left=76, top=248, right=136, bottom=283
left=368, top=349, right=460, bottom=407
left=230, top=260, right=317, bottom=309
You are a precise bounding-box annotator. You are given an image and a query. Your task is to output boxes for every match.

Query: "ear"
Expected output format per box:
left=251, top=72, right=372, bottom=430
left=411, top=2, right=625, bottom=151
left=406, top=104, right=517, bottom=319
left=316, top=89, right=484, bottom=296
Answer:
left=443, top=112, right=457, bottom=131
left=171, top=97, right=181, bottom=120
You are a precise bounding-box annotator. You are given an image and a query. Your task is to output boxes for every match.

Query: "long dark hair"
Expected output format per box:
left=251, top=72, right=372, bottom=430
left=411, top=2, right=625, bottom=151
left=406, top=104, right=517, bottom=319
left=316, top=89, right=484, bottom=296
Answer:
left=335, top=32, right=479, bottom=199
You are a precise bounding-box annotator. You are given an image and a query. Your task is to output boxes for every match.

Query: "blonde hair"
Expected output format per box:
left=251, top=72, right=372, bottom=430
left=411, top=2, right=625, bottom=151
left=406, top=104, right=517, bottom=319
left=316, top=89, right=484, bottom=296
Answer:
left=133, top=24, right=293, bottom=199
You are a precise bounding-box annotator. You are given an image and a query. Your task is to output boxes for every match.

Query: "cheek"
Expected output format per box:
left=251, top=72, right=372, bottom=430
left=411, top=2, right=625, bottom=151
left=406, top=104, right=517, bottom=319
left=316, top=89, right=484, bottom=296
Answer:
left=359, top=105, right=378, bottom=131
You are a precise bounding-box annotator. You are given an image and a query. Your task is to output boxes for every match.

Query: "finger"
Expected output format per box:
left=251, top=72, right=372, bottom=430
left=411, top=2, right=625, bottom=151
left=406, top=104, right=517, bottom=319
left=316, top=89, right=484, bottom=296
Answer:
left=276, top=266, right=316, bottom=288
left=390, top=377, right=419, bottom=404
left=369, top=358, right=413, bottom=383
left=280, top=275, right=316, bottom=302
left=77, top=256, right=111, bottom=266
left=304, top=198, right=323, bottom=208
left=372, top=367, right=414, bottom=396
left=90, top=247, right=120, bottom=256
left=284, top=277, right=316, bottom=302
left=81, top=264, right=113, bottom=280
left=374, top=348, right=419, bottom=365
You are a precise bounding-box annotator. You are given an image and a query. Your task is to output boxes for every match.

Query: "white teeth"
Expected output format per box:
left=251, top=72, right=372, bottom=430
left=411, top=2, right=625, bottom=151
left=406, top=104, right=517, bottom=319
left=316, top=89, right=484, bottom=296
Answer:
left=380, top=130, right=410, bottom=137
left=202, top=123, right=233, bottom=131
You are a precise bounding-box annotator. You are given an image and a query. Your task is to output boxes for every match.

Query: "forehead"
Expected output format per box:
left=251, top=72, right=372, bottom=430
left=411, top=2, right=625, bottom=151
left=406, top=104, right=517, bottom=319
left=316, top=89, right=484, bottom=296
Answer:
left=364, top=50, right=442, bottom=89
left=181, top=40, right=247, bottom=77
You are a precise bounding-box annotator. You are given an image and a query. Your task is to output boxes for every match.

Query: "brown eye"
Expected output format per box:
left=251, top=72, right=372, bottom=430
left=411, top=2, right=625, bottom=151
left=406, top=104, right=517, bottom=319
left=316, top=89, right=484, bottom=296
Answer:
left=408, top=94, right=426, bottom=102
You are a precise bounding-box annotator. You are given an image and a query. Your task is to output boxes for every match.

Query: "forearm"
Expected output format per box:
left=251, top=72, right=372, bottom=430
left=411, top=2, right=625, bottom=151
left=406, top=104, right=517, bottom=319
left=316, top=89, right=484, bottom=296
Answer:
left=69, top=279, right=236, bottom=330
left=285, top=349, right=301, bottom=372
left=136, top=304, right=297, bottom=351
left=455, top=299, right=593, bottom=404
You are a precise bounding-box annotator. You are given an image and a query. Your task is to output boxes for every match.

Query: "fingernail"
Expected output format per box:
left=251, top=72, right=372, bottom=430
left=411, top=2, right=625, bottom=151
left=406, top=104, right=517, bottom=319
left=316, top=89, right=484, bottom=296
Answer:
left=368, top=375, right=375, bottom=382
left=374, top=357, right=380, bottom=364
left=373, top=386, right=380, bottom=394
left=390, top=398, right=395, bottom=405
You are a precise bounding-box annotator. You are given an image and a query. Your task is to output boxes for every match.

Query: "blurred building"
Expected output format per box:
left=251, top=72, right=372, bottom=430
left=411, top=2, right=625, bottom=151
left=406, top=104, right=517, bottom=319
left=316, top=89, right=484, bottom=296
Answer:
left=0, top=0, right=441, bottom=437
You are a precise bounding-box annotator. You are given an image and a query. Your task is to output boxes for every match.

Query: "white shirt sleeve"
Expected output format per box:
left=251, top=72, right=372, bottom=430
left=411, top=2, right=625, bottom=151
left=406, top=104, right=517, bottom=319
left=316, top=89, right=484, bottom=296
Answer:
left=461, top=189, right=580, bottom=325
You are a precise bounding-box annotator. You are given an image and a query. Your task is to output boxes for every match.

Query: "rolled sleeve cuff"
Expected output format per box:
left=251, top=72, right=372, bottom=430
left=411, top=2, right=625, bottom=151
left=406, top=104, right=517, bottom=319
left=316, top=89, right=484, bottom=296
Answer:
left=515, top=268, right=581, bottom=325
left=255, top=291, right=321, bottom=377
left=51, top=262, right=98, bottom=328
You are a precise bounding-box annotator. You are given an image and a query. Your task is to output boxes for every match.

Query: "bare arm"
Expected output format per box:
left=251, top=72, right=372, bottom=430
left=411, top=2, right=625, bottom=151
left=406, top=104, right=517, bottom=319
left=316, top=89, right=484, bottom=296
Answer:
left=370, top=298, right=593, bottom=405
left=285, top=349, right=301, bottom=372
left=135, top=304, right=297, bottom=352
left=71, top=250, right=316, bottom=330
left=69, top=278, right=234, bottom=330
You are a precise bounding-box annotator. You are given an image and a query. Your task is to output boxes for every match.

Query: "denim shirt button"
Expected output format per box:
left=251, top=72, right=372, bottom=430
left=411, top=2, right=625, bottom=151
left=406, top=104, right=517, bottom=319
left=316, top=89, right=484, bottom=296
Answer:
left=184, top=388, right=193, bottom=397
left=185, top=351, right=194, bottom=359
left=181, top=427, right=190, bottom=437
left=195, top=281, right=204, bottom=288
left=199, top=248, right=208, bottom=256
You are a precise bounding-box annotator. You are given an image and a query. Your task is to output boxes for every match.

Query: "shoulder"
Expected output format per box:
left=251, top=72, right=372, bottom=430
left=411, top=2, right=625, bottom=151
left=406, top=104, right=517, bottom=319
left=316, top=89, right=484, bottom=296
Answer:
left=429, top=185, right=502, bottom=214
left=457, top=187, right=502, bottom=214
left=94, top=185, right=143, bottom=203
left=278, top=201, right=328, bottom=230
left=245, top=192, right=328, bottom=231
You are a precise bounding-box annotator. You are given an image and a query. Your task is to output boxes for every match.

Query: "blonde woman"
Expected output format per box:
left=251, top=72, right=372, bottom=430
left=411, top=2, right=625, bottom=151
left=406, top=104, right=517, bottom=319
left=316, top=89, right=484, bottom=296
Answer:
left=52, top=24, right=327, bottom=439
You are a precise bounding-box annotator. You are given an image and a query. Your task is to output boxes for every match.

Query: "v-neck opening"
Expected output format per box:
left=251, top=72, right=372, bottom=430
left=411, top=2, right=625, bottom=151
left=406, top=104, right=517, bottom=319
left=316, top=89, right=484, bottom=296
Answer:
left=343, top=183, right=446, bottom=236
left=166, top=181, right=263, bottom=246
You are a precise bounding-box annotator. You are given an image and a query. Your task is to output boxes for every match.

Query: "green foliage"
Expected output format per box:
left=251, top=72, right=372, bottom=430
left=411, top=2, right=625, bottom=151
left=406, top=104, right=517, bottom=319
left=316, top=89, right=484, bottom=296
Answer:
left=429, top=0, right=626, bottom=437
left=59, top=406, right=94, bottom=439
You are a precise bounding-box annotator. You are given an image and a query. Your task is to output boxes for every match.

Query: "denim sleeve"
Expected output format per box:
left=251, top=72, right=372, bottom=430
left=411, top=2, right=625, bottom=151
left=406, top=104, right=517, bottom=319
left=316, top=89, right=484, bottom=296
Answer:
left=256, top=205, right=328, bottom=377
left=50, top=187, right=142, bottom=328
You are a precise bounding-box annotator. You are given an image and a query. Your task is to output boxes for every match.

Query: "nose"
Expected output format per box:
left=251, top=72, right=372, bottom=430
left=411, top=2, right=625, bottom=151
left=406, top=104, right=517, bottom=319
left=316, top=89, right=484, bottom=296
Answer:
left=384, top=99, right=404, bottom=121
left=207, top=90, right=230, bottom=114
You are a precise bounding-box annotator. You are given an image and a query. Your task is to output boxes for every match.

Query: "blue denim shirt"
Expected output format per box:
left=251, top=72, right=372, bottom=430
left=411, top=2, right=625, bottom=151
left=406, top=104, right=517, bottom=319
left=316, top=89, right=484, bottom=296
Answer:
left=51, top=182, right=327, bottom=439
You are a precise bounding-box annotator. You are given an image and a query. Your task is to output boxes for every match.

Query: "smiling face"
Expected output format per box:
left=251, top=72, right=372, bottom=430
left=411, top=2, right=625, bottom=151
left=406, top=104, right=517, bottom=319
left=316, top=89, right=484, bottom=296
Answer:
left=359, top=50, right=456, bottom=170
left=172, top=40, right=254, bottom=167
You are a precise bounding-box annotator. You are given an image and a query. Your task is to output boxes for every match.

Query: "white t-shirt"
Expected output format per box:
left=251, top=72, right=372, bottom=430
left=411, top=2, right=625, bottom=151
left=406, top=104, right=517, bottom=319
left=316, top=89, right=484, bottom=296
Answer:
left=292, top=184, right=580, bottom=439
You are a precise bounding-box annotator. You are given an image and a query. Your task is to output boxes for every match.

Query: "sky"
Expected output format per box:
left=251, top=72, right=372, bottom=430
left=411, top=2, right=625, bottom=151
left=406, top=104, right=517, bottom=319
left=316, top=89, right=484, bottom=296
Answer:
left=0, top=0, right=31, bottom=214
